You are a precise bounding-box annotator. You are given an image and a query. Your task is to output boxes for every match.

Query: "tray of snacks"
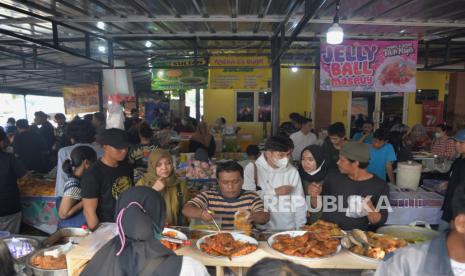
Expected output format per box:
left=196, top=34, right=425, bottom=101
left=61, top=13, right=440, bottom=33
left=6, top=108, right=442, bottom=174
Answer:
left=341, top=229, right=408, bottom=263
left=197, top=232, right=258, bottom=260
left=268, top=231, right=341, bottom=261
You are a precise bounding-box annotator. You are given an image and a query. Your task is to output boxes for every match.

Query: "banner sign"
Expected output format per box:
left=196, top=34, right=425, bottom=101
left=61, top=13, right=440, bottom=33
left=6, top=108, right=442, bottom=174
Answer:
left=62, top=84, right=99, bottom=114
left=151, top=58, right=208, bottom=90
left=422, top=101, right=444, bottom=131
left=320, top=40, right=418, bottom=92
left=209, top=56, right=271, bottom=90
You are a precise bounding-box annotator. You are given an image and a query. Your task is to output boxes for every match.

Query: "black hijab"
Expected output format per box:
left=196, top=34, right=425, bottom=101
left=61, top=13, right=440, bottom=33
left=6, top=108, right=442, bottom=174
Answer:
left=298, top=145, right=328, bottom=183
left=81, top=186, right=182, bottom=276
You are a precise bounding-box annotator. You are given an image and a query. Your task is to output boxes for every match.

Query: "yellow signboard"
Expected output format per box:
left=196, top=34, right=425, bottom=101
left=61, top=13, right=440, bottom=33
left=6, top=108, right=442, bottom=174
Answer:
left=209, top=56, right=271, bottom=90
left=63, top=84, right=99, bottom=114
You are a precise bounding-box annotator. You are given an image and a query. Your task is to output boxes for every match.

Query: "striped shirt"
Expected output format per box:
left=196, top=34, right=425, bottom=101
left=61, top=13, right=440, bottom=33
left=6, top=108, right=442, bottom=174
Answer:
left=63, top=177, right=81, bottom=200
left=188, top=190, right=264, bottom=229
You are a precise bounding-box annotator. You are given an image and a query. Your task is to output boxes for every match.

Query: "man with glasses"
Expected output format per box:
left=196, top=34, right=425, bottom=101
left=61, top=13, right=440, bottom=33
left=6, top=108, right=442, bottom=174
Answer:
left=243, top=135, right=307, bottom=230
left=183, top=161, right=269, bottom=229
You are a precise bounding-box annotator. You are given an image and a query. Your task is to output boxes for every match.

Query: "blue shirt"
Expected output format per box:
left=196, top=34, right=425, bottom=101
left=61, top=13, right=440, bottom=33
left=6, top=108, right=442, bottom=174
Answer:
left=352, top=132, right=373, bottom=144
left=367, top=143, right=396, bottom=181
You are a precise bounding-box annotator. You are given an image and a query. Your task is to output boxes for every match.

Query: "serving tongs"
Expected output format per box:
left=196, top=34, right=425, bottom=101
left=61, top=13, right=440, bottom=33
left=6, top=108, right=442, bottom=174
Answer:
left=207, top=210, right=222, bottom=232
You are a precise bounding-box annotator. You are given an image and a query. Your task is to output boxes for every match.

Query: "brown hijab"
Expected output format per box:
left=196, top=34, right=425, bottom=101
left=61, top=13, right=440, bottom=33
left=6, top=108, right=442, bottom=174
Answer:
left=190, top=122, right=212, bottom=147
left=138, top=149, right=188, bottom=225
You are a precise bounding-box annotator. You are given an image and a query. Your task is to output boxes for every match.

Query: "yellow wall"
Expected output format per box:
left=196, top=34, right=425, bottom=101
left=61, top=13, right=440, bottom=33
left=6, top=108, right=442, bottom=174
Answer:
left=330, top=91, right=350, bottom=129
left=203, top=68, right=314, bottom=143
left=329, top=71, right=449, bottom=128
left=406, top=71, right=448, bottom=126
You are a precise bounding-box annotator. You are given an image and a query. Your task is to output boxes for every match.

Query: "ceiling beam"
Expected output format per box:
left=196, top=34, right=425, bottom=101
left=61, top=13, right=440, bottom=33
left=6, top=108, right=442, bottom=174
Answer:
left=2, top=15, right=465, bottom=29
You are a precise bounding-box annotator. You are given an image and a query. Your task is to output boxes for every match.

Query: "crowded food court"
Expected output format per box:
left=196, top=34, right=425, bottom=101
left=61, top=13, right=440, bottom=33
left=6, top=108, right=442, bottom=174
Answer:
left=1, top=0, right=465, bottom=275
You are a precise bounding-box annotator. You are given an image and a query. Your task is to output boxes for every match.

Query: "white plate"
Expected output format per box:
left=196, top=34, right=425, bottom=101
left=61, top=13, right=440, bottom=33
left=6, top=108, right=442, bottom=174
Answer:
left=340, top=237, right=381, bottom=263
left=196, top=232, right=258, bottom=259
left=267, top=231, right=341, bottom=262
left=162, top=228, right=188, bottom=240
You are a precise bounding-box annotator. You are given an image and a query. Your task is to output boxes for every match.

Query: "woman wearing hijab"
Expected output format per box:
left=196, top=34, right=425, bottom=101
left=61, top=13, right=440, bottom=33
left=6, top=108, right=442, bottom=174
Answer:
left=189, top=122, right=216, bottom=157
left=136, top=149, right=189, bottom=226
left=298, top=145, right=328, bottom=224
left=403, top=124, right=432, bottom=151
left=81, top=186, right=208, bottom=276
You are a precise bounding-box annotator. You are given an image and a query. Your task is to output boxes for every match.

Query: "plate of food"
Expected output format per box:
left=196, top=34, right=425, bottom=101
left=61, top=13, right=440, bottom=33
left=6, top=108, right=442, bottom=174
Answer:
left=301, top=219, right=345, bottom=237
left=341, top=229, right=408, bottom=263
left=267, top=231, right=341, bottom=262
left=161, top=228, right=189, bottom=251
left=196, top=232, right=258, bottom=260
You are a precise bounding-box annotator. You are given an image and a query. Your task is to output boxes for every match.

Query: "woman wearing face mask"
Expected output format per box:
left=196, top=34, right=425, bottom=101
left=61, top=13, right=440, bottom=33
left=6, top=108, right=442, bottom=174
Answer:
left=81, top=186, right=208, bottom=276
left=58, top=145, right=97, bottom=229
left=136, top=149, right=190, bottom=226
left=431, top=124, right=456, bottom=160
left=299, top=145, right=328, bottom=224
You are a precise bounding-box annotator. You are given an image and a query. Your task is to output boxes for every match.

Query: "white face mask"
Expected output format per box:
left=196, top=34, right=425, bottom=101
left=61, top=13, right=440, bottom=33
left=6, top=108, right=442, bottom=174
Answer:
left=306, top=160, right=325, bottom=176
left=274, top=157, right=289, bottom=168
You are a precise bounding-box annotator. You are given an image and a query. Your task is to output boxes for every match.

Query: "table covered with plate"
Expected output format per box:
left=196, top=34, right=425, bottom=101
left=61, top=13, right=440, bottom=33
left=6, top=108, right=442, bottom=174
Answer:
left=64, top=219, right=441, bottom=276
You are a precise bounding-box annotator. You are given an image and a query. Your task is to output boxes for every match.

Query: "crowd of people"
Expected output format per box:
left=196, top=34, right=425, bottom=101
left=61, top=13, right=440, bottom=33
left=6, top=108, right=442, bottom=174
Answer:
left=1, top=109, right=465, bottom=276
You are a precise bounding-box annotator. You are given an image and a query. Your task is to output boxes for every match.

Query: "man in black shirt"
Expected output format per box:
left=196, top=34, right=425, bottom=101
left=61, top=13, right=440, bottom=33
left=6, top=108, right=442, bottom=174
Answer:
left=440, top=129, right=465, bottom=231
left=0, top=129, right=27, bottom=234
left=81, top=128, right=133, bottom=230
left=13, top=119, right=51, bottom=172
left=322, top=122, right=347, bottom=170
left=34, top=111, right=55, bottom=153
left=309, top=142, right=389, bottom=231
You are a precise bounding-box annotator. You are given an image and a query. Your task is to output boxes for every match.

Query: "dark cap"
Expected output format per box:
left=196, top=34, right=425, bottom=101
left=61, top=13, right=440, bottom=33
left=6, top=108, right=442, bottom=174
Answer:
left=194, top=148, right=209, bottom=163
left=101, top=128, right=131, bottom=149
left=340, top=142, right=370, bottom=163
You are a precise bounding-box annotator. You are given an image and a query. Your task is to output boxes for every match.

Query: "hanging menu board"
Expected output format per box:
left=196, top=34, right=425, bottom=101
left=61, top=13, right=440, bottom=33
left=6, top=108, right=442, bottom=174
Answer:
left=62, top=84, right=99, bottom=114
left=151, top=59, right=208, bottom=90
left=320, top=40, right=418, bottom=92
left=209, top=56, right=271, bottom=90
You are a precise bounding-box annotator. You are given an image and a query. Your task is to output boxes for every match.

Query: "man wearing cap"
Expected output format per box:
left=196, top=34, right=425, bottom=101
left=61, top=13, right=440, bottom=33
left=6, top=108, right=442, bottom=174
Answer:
left=440, top=129, right=465, bottom=231
left=81, top=128, right=134, bottom=230
left=309, top=142, right=389, bottom=231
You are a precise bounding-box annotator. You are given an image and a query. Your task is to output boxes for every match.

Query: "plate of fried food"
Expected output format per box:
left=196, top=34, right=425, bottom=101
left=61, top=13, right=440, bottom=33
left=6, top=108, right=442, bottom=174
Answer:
left=268, top=231, right=341, bottom=261
left=341, top=229, right=408, bottom=263
left=197, top=232, right=258, bottom=260
left=161, top=228, right=189, bottom=251
left=301, top=219, right=345, bottom=237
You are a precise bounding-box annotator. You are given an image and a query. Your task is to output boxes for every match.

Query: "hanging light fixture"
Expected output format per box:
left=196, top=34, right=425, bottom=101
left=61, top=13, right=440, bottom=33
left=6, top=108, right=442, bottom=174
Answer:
left=326, top=0, right=343, bottom=45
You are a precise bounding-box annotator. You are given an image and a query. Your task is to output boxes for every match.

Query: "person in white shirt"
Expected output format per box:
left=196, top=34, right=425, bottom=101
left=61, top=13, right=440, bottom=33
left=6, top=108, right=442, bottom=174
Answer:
left=55, top=119, right=103, bottom=197
left=290, top=117, right=317, bottom=161
left=243, top=136, right=307, bottom=230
